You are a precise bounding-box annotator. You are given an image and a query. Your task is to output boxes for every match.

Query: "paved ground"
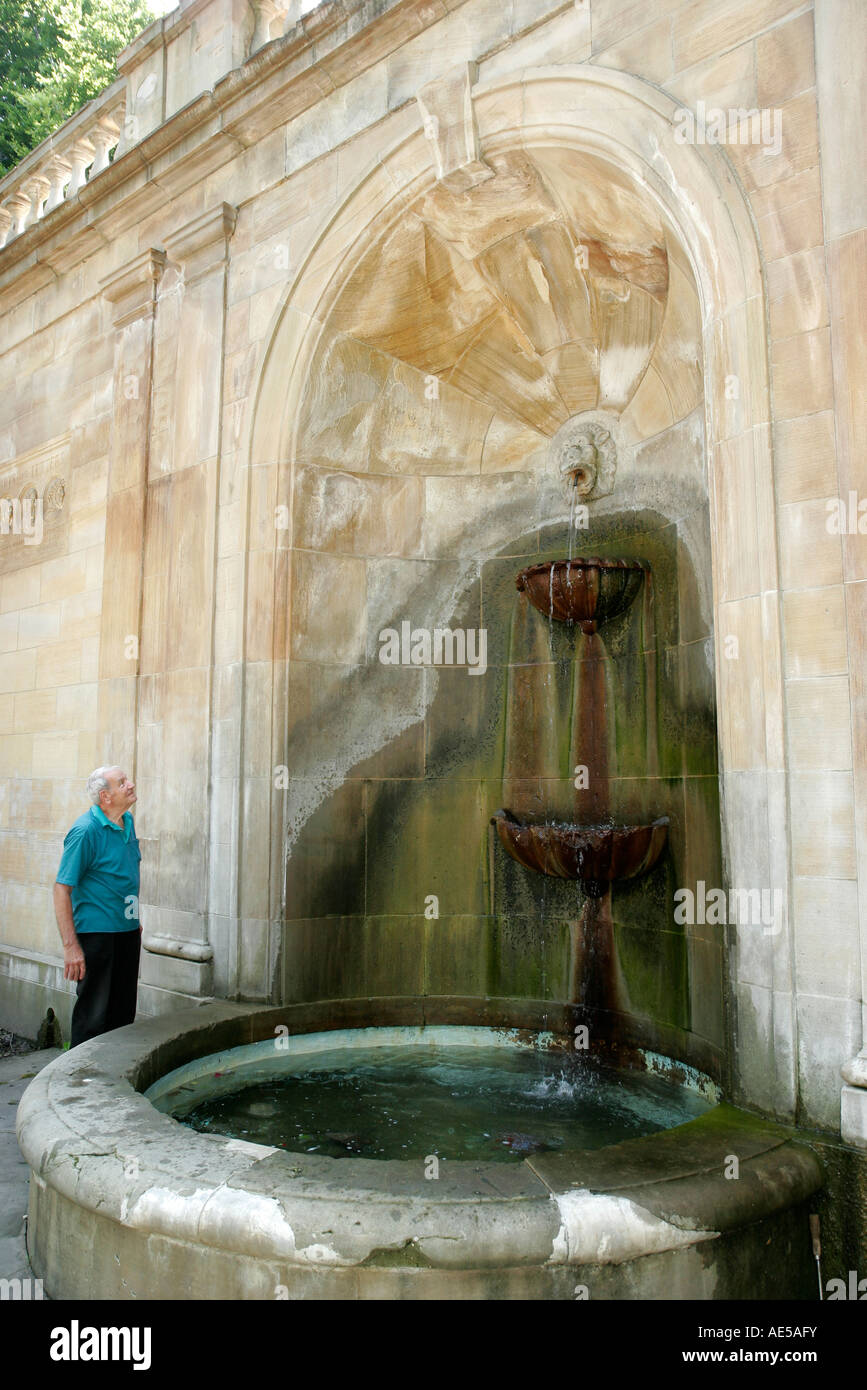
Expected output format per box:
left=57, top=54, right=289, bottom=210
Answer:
left=0, top=1048, right=61, bottom=1284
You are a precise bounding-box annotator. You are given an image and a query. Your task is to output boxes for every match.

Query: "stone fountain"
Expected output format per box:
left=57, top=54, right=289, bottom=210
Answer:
left=492, top=556, right=668, bottom=1017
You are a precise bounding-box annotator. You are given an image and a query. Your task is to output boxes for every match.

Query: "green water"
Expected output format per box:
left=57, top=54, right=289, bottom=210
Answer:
left=179, top=1044, right=712, bottom=1161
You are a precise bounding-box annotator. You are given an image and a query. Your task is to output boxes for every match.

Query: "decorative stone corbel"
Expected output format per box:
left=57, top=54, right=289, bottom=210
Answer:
left=99, top=247, right=167, bottom=328
left=163, top=202, right=237, bottom=287
left=416, top=61, right=494, bottom=187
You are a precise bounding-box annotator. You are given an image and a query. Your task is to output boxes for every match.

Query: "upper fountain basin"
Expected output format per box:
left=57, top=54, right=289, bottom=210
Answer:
left=492, top=809, right=669, bottom=890
left=515, top=557, right=646, bottom=633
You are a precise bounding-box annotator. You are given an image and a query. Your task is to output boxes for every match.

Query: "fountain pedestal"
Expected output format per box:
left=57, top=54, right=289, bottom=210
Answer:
left=492, top=809, right=669, bottom=1016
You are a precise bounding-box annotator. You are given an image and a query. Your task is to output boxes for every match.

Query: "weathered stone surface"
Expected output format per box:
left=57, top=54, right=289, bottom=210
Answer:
left=0, top=0, right=863, bottom=1164
left=13, top=1006, right=824, bottom=1298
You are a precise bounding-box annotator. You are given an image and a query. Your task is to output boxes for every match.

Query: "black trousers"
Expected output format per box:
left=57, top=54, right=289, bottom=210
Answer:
left=70, top=930, right=141, bottom=1049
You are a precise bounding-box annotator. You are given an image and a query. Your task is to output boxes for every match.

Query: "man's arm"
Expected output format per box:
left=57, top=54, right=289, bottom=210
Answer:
left=54, top=882, right=85, bottom=982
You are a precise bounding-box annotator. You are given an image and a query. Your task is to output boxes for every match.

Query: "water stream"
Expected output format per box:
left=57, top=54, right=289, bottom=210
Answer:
left=499, top=556, right=656, bottom=1014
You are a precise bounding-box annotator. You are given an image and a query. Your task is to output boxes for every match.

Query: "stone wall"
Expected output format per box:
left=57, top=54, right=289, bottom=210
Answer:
left=0, top=0, right=865, bottom=1140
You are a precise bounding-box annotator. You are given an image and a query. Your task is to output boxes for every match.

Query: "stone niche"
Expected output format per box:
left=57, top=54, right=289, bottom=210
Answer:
left=280, top=145, right=723, bottom=1082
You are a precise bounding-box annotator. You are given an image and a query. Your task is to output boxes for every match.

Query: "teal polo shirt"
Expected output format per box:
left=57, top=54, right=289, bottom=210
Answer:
left=56, top=805, right=141, bottom=934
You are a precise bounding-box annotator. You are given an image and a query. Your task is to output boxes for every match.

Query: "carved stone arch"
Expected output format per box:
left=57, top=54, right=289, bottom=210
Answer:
left=241, top=66, right=793, bottom=1118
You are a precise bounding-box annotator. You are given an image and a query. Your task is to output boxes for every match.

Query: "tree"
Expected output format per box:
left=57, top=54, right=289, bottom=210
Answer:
left=0, top=0, right=61, bottom=173
left=0, top=0, right=153, bottom=177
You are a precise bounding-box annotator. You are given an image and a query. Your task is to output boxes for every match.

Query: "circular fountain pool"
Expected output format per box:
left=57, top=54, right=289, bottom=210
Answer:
left=146, top=1026, right=717, bottom=1162
left=17, top=1002, right=823, bottom=1300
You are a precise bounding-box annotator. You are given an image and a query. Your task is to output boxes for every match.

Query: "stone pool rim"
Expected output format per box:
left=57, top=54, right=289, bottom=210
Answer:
left=17, top=1000, right=823, bottom=1299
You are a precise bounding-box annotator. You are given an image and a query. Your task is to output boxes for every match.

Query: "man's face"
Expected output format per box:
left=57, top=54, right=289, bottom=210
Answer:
left=101, top=768, right=137, bottom=813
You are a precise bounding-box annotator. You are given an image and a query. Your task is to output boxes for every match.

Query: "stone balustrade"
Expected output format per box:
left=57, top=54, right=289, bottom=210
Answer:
left=249, top=0, right=305, bottom=54
left=0, top=0, right=324, bottom=251
left=0, top=78, right=126, bottom=249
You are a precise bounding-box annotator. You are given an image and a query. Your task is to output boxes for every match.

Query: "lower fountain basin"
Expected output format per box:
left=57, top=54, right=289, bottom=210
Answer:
left=492, top=809, right=669, bottom=889
left=16, top=1000, right=823, bottom=1300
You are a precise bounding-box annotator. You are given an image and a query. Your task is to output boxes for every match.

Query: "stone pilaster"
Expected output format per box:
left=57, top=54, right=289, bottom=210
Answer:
left=816, top=0, right=867, bottom=1141
left=135, top=205, right=237, bottom=1002
left=98, top=248, right=166, bottom=997
left=98, top=249, right=166, bottom=763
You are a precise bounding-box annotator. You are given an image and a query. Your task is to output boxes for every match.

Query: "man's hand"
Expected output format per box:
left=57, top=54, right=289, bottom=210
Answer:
left=63, top=941, right=86, bottom=982
left=54, top=882, right=84, bottom=981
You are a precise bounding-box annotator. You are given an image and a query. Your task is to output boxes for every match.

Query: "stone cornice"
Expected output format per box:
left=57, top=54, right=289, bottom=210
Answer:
left=0, top=0, right=574, bottom=319
left=0, top=0, right=434, bottom=292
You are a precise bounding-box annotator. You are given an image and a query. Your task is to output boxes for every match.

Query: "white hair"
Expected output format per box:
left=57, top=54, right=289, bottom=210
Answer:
left=86, top=766, right=119, bottom=803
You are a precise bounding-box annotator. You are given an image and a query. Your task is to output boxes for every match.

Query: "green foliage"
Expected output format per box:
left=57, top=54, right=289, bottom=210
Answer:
left=0, top=1, right=61, bottom=173
left=0, top=0, right=153, bottom=176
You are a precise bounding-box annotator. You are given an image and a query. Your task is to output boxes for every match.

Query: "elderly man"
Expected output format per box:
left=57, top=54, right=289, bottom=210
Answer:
left=54, top=766, right=142, bottom=1048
